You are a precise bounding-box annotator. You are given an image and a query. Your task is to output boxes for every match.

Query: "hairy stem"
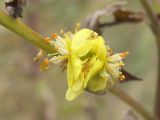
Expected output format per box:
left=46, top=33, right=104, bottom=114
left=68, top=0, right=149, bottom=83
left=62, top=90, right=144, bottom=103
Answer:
left=139, top=0, right=160, bottom=119
left=0, top=10, right=56, bottom=53
left=110, top=87, right=154, bottom=120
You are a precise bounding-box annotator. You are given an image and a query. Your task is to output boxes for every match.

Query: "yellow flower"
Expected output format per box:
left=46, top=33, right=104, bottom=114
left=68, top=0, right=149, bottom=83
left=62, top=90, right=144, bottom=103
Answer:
left=64, top=29, right=128, bottom=101
left=66, top=29, right=107, bottom=101
left=35, top=27, right=128, bottom=101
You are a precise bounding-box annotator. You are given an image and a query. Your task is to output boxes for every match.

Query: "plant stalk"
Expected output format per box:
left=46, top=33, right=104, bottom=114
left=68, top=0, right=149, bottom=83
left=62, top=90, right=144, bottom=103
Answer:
left=139, top=0, right=160, bottom=119
left=110, top=87, right=154, bottom=120
left=0, top=10, right=56, bottom=53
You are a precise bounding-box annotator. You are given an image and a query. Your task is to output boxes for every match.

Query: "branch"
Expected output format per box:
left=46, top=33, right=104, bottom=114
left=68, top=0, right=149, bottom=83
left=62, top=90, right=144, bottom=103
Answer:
left=85, top=1, right=127, bottom=34
left=139, top=0, right=160, bottom=119
left=0, top=10, right=56, bottom=53
left=100, top=21, right=126, bottom=27
left=122, top=110, right=139, bottom=120
left=85, top=1, right=144, bottom=34
left=139, top=0, right=160, bottom=35
left=110, top=87, right=154, bottom=120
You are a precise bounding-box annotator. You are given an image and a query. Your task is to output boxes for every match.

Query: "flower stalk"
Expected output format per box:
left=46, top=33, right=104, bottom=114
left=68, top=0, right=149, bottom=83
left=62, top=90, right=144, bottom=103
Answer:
left=110, top=87, right=154, bottom=120
left=139, top=0, right=160, bottom=119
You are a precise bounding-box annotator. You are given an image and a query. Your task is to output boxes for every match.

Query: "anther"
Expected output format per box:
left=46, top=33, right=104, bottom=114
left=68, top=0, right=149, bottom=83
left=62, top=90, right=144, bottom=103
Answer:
left=44, top=58, right=49, bottom=64
left=44, top=37, right=51, bottom=44
left=91, top=32, right=98, bottom=39
left=75, top=23, right=80, bottom=32
left=34, top=49, right=45, bottom=61
left=118, top=75, right=125, bottom=80
left=40, top=58, right=49, bottom=71
left=120, top=52, right=129, bottom=59
left=107, top=48, right=113, bottom=55
left=51, top=33, right=58, bottom=39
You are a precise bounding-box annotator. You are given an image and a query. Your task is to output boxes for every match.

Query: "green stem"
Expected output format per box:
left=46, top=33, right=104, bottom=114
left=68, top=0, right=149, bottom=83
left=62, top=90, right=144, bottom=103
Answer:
left=0, top=10, right=56, bottom=53
left=139, top=0, right=160, bottom=119
left=110, top=87, right=154, bottom=120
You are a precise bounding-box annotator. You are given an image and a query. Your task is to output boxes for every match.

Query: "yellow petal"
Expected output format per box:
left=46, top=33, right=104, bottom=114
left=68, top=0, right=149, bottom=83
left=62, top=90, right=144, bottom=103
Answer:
left=65, top=28, right=109, bottom=100
left=83, top=57, right=104, bottom=88
left=67, top=59, right=74, bottom=87
left=71, top=74, right=84, bottom=91
left=86, top=75, right=107, bottom=92
left=72, top=29, right=94, bottom=44
left=64, top=34, right=72, bottom=51
left=70, top=55, right=82, bottom=80
left=91, top=36, right=107, bottom=61
left=72, top=40, right=94, bottom=57
left=66, top=88, right=83, bottom=101
left=71, top=29, right=95, bottom=57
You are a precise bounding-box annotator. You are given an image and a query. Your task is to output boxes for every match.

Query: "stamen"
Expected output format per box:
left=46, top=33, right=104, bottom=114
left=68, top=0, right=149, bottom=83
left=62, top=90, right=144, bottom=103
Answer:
left=107, top=54, right=122, bottom=63
left=49, top=55, right=68, bottom=64
left=44, top=37, right=51, bottom=44
left=51, top=33, right=58, bottom=39
left=118, top=75, right=125, bottom=80
left=82, top=60, right=90, bottom=77
left=90, top=32, right=98, bottom=39
left=34, top=49, right=45, bottom=61
left=111, top=63, right=124, bottom=68
left=40, top=58, right=49, bottom=71
left=119, top=63, right=125, bottom=67
left=120, top=52, right=129, bottom=59
left=75, top=23, right=80, bottom=33
left=44, top=58, right=49, bottom=64
left=106, top=64, right=120, bottom=78
left=49, top=41, right=58, bottom=50
left=107, top=47, right=113, bottom=56
left=48, top=53, right=60, bottom=57
left=57, top=36, right=67, bottom=47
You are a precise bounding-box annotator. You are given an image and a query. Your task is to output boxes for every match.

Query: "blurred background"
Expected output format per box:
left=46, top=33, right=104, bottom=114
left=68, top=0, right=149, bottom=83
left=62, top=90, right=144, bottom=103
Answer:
left=0, top=0, right=158, bottom=120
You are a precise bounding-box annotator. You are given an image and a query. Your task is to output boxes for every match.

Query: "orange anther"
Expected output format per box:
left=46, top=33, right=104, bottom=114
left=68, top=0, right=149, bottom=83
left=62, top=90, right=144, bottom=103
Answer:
left=44, top=37, right=51, bottom=44
left=119, top=75, right=125, bottom=81
left=44, top=58, right=49, bottom=64
left=51, top=33, right=58, bottom=39
left=40, top=58, right=49, bottom=71
left=120, top=52, right=129, bottom=58
left=108, top=48, right=113, bottom=54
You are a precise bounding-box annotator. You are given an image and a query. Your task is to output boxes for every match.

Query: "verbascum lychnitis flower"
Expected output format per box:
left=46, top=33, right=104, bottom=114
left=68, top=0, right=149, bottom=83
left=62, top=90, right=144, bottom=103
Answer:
left=35, top=25, right=128, bottom=101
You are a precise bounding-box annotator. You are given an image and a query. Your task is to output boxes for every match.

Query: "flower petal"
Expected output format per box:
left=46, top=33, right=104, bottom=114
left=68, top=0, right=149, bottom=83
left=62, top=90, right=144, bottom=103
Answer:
left=86, top=75, right=107, bottom=92
left=66, top=88, right=83, bottom=101
left=70, top=55, right=82, bottom=80
left=67, top=59, right=74, bottom=87
left=71, top=29, right=95, bottom=57
left=72, top=40, right=94, bottom=57
left=83, top=57, right=104, bottom=88
left=91, top=36, right=107, bottom=61
left=71, top=73, right=84, bottom=91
